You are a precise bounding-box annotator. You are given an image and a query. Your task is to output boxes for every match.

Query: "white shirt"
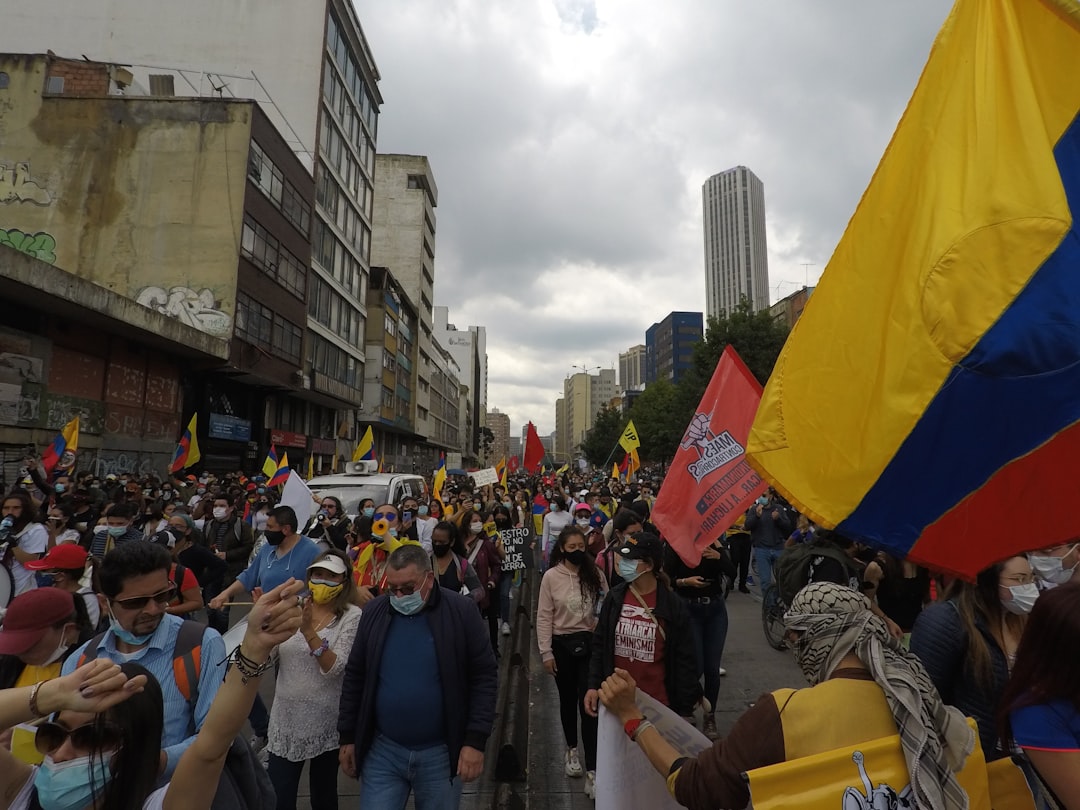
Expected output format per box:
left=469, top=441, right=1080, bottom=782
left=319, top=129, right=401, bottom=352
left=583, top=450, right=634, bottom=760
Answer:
left=9, top=523, right=48, bottom=596
left=415, top=517, right=437, bottom=552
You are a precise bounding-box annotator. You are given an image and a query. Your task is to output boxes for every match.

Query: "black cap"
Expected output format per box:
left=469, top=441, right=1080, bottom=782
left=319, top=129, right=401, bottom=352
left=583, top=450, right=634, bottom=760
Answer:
left=616, top=531, right=662, bottom=560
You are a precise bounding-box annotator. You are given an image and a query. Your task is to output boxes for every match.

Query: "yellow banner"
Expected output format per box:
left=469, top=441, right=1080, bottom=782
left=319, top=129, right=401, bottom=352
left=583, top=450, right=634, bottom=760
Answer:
left=619, top=419, right=641, bottom=453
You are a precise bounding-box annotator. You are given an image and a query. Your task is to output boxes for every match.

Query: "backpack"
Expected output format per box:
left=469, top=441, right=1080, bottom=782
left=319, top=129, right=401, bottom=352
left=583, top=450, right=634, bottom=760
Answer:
left=775, top=540, right=860, bottom=606
left=78, top=620, right=275, bottom=810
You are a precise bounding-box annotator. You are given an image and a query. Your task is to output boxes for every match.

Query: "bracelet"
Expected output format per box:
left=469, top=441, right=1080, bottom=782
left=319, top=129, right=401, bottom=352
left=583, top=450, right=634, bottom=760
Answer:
left=29, top=681, right=46, bottom=718
left=631, top=720, right=654, bottom=742
left=230, top=646, right=274, bottom=684
left=309, top=637, right=329, bottom=658
left=623, top=716, right=647, bottom=740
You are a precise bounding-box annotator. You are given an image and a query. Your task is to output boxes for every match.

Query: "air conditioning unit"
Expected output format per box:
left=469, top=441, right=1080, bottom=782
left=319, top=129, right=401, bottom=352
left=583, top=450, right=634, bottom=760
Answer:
left=346, top=460, right=378, bottom=475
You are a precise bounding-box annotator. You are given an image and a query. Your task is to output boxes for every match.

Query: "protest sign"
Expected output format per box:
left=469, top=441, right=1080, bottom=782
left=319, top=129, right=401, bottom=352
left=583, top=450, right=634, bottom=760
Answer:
left=471, top=467, right=499, bottom=487
left=498, top=527, right=532, bottom=571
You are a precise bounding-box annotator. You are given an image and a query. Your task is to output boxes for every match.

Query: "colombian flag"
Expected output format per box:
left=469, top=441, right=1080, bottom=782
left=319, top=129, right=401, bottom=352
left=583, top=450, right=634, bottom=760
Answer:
left=268, top=451, right=290, bottom=487
left=495, top=457, right=507, bottom=487
left=168, top=414, right=200, bottom=473
left=433, top=453, right=447, bottom=503
left=747, top=0, right=1080, bottom=578
left=352, top=426, right=376, bottom=462
left=42, top=416, right=79, bottom=476
left=262, top=445, right=280, bottom=479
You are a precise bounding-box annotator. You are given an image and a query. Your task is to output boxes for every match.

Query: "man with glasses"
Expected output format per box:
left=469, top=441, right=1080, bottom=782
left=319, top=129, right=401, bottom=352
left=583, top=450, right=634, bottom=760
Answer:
left=60, top=541, right=227, bottom=778
left=339, top=544, right=497, bottom=810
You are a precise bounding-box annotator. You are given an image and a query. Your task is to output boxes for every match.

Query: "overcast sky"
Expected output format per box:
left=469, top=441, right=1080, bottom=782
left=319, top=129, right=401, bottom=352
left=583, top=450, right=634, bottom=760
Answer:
left=360, top=0, right=955, bottom=437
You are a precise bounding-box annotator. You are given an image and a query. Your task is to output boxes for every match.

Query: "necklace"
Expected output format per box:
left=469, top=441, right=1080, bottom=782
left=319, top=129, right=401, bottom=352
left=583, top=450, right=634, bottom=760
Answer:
left=266, top=542, right=297, bottom=570
left=311, top=611, right=335, bottom=634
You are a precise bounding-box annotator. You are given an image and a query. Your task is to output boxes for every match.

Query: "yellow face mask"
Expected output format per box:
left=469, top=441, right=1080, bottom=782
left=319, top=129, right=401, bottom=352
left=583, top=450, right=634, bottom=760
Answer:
left=309, top=579, right=344, bottom=604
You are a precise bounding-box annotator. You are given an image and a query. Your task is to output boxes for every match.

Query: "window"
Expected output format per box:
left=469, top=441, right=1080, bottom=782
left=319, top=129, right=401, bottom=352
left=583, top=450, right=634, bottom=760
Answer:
left=309, top=334, right=360, bottom=388
left=248, top=141, right=311, bottom=236
left=384, top=314, right=395, bottom=336
left=235, top=293, right=302, bottom=364
left=381, top=387, right=395, bottom=409
left=240, top=216, right=306, bottom=299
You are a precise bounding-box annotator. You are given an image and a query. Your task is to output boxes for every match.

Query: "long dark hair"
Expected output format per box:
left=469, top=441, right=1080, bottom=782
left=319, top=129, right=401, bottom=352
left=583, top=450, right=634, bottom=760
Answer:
left=93, top=662, right=164, bottom=810
left=432, top=520, right=467, bottom=557
left=550, top=525, right=603, bottom=611
left=2, top=489, right=37, bottom=533
left=999, top=582, right=1080, bottom=742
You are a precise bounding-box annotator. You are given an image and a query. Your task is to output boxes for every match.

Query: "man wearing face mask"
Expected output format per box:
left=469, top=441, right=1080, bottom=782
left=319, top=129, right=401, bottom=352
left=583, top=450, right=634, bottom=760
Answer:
left=202, top=496, right=254, bottom=632
left=0, top=588, right=86, bottom=691
left=1029, top=540, right=1080, bottom=589
left=61, top=541, right=228, bottom=778
left=88, top=501, right=142, bottom=558
left=22, top=543, right=100, bottom=630
left=338, top=544, right=498, bottom=809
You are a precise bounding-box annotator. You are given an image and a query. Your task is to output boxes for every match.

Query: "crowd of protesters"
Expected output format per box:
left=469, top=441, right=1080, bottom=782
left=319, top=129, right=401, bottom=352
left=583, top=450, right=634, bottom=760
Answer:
left=1, top=450, right=1079, bottom=809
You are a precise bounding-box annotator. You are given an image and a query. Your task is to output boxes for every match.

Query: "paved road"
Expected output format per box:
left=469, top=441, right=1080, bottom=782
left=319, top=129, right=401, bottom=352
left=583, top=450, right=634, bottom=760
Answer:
left=524, top=587, right=804, bottom=809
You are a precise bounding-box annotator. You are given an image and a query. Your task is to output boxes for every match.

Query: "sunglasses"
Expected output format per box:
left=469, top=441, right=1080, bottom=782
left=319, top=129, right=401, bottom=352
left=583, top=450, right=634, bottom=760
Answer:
left=36, top=720, right=123, bottom=755
left=372, top=511, right=398, bottom=522
left=111, top=585, right=177, bottom=611
left=386, top=575, right=429, bottom=597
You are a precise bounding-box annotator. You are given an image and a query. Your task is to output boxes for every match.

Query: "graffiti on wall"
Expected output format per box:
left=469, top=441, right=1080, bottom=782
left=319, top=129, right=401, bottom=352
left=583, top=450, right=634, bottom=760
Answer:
left=0, top=346, right=44, bottom=427
left=91, top=451, right=161, bottom=480
left=0, top=228, right=56, bottom=263
left=0, top=162, right=52, bottom=206
left=136, top=286, right=232, bottom=338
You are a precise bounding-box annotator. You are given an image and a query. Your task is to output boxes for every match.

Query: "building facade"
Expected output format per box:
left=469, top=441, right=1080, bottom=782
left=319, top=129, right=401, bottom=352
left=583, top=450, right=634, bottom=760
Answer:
left=561, top=369, right=617, bottom=453
left=486, top=409, right=511, bottom=466
left=769, top=285, right=814, bottom=330
left=646, top=312, right=703, bottom=385
left=703, top=166, right=770, bottom=317
left=433, top=306, right=487, bottom=465
left=619, top=344, right=647, bottom=391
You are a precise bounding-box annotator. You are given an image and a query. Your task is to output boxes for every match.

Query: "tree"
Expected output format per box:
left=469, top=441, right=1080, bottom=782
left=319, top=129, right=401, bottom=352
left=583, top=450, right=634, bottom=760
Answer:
left=680, top=299, right=789, bottom=411
left=579, top=404, right=625, bottom=468
left=628, top=379, right=686, bottom=464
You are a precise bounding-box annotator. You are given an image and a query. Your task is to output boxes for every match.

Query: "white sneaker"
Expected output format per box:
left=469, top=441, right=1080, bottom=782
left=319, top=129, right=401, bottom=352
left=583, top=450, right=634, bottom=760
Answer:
left=565, top=747, right=584, bottom=777
left=584, top=770, right=596, bottom=799
left=718, top=667, right=727, bottom=676
left=501, top=621, right=511, bottom=636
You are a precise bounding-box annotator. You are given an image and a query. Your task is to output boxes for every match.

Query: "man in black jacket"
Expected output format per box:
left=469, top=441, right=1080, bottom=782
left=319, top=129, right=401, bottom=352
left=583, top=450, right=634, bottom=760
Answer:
left=337, top=544, right=497, bottom=809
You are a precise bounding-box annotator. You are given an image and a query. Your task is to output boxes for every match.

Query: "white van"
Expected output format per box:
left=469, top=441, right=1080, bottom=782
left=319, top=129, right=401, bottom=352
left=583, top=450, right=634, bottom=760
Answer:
left=306, top=460, right=428, bottom=519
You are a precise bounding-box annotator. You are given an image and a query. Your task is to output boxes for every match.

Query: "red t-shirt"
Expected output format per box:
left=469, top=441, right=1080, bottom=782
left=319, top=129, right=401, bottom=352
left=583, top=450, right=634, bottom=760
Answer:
left=613, top=588, right=668, bottom=706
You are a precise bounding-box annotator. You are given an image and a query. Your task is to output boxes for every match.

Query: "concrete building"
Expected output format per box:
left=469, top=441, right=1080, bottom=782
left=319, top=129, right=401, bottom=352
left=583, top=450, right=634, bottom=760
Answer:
left=769, top=285, right=814, bottom=330
left=433, top=306, right=487, bottom=464
left=619, top=344, right=647, bottom=391
left=560, top=369, right=617, bottom=454
left=646, top=312, right=703, bottom=385
left=0, top=53, right=319, bottom=475
left=371, top=155, right=450, bottom=464
left=703, top=166, right=770, bottom=317
left=1, top=0, right=383, bottom=463
left=486, top=409, right=511, bottom=465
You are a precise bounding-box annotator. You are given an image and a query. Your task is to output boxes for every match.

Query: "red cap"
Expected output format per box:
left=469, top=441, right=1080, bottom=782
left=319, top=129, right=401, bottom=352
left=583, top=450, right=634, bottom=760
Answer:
left=24, top=543, right=89, bottom=571
left=0, top=589, right=75, bottom=655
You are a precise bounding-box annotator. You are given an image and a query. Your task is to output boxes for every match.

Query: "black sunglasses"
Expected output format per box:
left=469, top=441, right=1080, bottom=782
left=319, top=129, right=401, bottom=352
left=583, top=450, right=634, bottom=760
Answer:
left=36, top=720, right=123, bottom=755
left=112, top=584, right=177, bottom=611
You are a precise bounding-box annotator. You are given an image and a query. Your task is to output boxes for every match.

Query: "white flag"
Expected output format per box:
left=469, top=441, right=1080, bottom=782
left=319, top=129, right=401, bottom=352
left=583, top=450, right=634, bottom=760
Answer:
left=280, top=470, right=314, bottom=529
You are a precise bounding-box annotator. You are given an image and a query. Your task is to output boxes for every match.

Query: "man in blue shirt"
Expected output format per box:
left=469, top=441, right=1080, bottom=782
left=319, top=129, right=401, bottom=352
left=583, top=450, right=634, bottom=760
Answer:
left=62, top=541, right=227, bottom=777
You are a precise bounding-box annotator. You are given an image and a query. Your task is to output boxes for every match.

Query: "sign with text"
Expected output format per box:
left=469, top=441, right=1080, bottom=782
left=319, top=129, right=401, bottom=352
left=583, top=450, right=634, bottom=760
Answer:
left=270, top=429, right=307, bottom=449
left=498, top=527, right=532, bottom=571
left=208, top=413, right=252, bottom=442
left=471, top=467, right=500, bottom=487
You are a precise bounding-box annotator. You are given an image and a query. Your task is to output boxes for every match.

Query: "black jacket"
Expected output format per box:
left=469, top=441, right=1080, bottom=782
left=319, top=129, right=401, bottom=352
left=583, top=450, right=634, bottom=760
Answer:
left=337, top=583, right=498, bottom=777
left=587, top=581, right=702, bottom=716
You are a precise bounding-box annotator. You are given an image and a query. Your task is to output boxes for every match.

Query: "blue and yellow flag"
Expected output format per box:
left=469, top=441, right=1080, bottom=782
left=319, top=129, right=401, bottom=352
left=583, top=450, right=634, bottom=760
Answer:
left=747, top=0, right=1080, bottom=578
left=433, top=453, right=447, bottom=504
left=352, top=426, right=375, bottom=462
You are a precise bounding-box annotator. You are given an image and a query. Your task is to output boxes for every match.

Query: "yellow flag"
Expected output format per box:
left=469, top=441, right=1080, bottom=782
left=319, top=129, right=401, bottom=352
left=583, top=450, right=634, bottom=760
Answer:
left=611, top=461, right=620, bottom=480
left=619, top=420, right=640, bottom=453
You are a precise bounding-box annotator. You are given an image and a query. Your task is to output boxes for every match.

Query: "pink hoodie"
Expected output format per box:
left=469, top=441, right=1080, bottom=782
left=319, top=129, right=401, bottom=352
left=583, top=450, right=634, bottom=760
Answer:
left=536, top=562, right=609, bottom=662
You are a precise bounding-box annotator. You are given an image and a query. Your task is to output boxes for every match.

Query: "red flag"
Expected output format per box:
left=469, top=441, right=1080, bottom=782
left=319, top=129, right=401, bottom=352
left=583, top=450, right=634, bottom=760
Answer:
left=523, top=422, right=545, bottom=473
left=507, top=456, right=520, bottom=474
left=652, top=346, right=768, bottom=566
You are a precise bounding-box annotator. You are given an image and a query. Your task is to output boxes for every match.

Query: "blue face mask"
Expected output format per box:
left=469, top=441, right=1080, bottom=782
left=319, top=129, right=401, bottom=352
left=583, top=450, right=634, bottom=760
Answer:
left=107, top=605, right=154, bottom=646
left=54, top=483, right=66, bottom=494
left=107, top=525, right=127, bottom=537
left=617, top=556, right=643, bottom=583
left=34, top=753, right=113, bottom=810
left=390, top=584, right=427, bottom=616
left=35, top=572, right=56, bottom=588
left=362, top=507, right=375, bottom=518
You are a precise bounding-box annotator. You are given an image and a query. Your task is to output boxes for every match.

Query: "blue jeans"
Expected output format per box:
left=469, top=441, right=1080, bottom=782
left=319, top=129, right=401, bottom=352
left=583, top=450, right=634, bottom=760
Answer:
left=497, top=575, right=512, bottom=624
left=754, top=546, right=783, bottom=593
left=686, top=597, right=729, bottom=710
left=360, top=734, right=463, bottom=810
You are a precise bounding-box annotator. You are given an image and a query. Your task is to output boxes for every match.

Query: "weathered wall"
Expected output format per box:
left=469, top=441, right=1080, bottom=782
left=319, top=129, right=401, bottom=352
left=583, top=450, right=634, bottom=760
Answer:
left=0, top=55, right=250, bottom=339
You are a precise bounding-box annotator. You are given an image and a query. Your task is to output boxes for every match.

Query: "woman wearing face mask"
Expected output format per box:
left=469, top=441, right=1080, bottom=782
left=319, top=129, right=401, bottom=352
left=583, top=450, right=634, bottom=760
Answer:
left=429, top=521, right=483, bottom=603
left=491, top=506, right=517, bottom=635
left=584, top=531, right=701, bottom=723
left=0, top=588, right=89, bottom=692
left=537, top=525, right=609, bottom=798
left=414, top=500, right=437, bottom=550
left=357, top=499, right=376, bottom=521
left=267, top=551, right=361, bottom=810
left=351, top=504, right=420, bottom=606
left=0, top=579, right=303, bottom=810
left=1001, top=582, right=1080, bottom=808
left=2, top=490, right=50, bottom=597
left=45, top=504, right=82, bottom=548
left=1028, top=541, right=1080, bottom=590
left=910, top=555, right=1035, bottom=760
left=305, top=496, right=351, bottom=552
left=541, top=497, right=572, bottom=572
left=252, top=495, right=273, bottom=533
left=460, top=509, right=504, bottom=653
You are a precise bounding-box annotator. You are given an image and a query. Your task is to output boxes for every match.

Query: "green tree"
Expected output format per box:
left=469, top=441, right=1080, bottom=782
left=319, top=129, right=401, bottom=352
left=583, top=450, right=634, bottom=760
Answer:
left=680, top=298, right=790, bottom=410
left=579, top=404, right=625, bottom=468
left=628, top=379, right=685, bottom=464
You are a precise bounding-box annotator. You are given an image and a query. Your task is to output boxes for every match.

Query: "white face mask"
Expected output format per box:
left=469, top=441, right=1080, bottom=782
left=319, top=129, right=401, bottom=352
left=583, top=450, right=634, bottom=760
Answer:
left=1002, top=582, right=1040, bottom=615
left=41, top=629, right=71, bottom=666
left=576, top=518, right=590, bottom=528
left=1029, top=548, right=1078, bottom=585
left=212, top=507, right=228, bottom=521
left=469, top=523, right=484, bottom=536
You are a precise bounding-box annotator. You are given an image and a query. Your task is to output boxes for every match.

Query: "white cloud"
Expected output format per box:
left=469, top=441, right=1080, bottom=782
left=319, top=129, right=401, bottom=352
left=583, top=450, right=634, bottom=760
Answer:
left=360, top=0, right=954, bottom=435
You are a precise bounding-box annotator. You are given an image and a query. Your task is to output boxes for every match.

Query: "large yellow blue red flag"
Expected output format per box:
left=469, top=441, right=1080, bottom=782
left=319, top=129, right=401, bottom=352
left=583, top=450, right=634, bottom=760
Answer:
left=268, top=451, right=290, bottom=487
left=747, top=0, right=1080, bottom=578
left=352, top=426, right=375, bottom=462
left=262, top=445, right=280, bottom=479
left=42, top=416, right=79, bottom=476
left=168, top=414, right=199, bottom=473
left=433, top=453, right=447, bottom=504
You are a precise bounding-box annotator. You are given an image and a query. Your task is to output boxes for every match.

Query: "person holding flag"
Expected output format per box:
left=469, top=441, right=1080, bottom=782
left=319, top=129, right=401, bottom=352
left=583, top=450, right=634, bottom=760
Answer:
left=41, top=416, right=79, bottom=479
left=169, top=414, right=200, bottom=474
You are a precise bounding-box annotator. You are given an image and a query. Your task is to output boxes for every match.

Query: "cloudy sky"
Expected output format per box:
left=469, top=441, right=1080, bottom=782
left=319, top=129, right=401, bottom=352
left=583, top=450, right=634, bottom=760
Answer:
left=361, top=0, right=954, bottom=437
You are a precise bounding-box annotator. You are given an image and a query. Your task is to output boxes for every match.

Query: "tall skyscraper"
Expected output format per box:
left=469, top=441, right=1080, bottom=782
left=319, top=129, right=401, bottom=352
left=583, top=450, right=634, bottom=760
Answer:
left=703, top=166, right=770, bottom=318
left=619, top=344, right=648, bottom=390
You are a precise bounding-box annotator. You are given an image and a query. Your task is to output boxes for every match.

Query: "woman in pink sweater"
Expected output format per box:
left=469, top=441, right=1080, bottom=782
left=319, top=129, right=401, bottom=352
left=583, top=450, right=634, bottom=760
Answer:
left=537, top=524, right=609, bottom=799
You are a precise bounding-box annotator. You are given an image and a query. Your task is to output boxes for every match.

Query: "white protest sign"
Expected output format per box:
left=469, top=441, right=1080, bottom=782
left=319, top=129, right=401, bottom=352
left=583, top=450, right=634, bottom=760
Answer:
left=597, top=689, right=712, bottom=810
left=281, top=470, right=314, bottom=528
left=471, top=467, right=499, bottom=487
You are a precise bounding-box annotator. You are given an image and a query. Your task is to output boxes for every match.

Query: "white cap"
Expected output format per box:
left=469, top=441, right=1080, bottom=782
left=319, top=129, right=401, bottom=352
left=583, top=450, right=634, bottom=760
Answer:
left=307, top=553, right=349, bottom=576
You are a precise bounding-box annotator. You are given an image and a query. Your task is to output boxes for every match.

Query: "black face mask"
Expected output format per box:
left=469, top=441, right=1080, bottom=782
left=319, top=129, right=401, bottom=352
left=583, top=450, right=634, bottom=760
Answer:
left=495, top=518, right=512, bottom=530
left=564, top=549, right=586, bottom=567
left=432, top=543, right=452, bottom=558
left=264, top=530, right=286, bottom=546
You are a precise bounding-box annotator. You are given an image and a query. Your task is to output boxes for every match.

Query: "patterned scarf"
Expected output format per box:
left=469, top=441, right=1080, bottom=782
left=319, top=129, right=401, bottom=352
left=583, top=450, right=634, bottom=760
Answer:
left=784, top=582, right=973, bottom=810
